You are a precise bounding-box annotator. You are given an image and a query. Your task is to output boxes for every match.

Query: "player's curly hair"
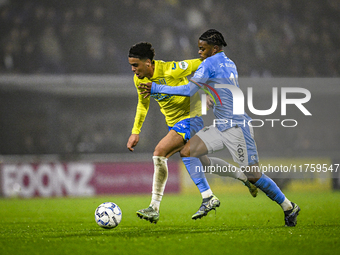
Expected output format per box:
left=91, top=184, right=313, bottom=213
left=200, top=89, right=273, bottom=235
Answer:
left=199, top=29, right=227, bottom=47
left=128, top=42, right=155, bottom=61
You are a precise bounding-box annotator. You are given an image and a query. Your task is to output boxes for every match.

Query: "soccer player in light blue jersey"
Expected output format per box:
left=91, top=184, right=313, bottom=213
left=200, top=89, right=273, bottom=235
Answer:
left=139, top=29, right=300, bottom=226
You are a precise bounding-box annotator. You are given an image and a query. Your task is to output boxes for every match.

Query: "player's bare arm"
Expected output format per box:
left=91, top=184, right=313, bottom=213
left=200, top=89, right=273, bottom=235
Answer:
left=127, top=134, right=139, bottom=152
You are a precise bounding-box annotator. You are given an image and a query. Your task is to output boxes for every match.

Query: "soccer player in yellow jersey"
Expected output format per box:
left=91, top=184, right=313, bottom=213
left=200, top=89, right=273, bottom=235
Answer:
left=127, top=42, right=256, bottom=223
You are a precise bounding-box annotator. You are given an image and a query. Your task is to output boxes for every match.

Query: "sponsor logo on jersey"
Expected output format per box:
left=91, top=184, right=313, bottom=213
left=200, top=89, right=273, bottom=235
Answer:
left=151, top=94, right=173, bottom=101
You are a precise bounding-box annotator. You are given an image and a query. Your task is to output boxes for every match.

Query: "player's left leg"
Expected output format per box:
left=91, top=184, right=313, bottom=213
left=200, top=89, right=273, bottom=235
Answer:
left=180, top=136, right=220, bottom=220
left=248, top=168, right=300, bottom=226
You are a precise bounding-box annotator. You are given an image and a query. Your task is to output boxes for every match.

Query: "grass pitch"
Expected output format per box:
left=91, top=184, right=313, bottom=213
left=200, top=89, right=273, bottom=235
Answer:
left=0, top=191, right=339, bottom=255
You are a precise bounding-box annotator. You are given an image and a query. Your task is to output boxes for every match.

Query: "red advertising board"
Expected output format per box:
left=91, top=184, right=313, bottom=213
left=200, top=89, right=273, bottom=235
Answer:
left=0, top=162, right=180, bottom=198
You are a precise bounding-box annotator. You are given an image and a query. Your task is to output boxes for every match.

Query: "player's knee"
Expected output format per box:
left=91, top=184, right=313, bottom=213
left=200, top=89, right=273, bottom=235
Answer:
left=179, top=146, right=190, bottom=157
left=153, top=146, right=167, bottom=157
left=244, top=167, right=262, bottom=183
left=247, top=176, right=260, bottom=184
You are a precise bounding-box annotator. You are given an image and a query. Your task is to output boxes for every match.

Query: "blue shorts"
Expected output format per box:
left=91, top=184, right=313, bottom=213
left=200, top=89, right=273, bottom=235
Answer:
left=168, top=117, right=204, bottom=141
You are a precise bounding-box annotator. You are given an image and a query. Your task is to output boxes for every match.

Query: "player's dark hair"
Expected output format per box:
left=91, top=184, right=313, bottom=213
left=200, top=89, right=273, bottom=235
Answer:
left=128, top=42, right=155, bottom=61
left=199, top=29, right=227, bottom=47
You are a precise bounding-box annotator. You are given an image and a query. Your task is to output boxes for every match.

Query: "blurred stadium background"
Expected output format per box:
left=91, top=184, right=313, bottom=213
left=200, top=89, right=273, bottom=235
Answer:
left=0, top=0, right=339, bottom=198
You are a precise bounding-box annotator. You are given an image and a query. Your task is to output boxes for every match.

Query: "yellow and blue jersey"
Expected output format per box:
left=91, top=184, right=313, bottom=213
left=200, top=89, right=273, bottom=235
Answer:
left=132, top=59, right=202, bottom=134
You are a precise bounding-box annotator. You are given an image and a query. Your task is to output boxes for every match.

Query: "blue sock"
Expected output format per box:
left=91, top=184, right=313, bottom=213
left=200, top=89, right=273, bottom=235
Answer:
left=182, top=157, right=210, bottom=193
left=254, top=174, right=285, bottom=204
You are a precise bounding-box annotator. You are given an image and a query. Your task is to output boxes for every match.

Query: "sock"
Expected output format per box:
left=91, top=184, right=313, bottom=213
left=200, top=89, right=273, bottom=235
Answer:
left=280, top=197, right=293, bottom=211
left=208, top=157, right=247, bottom=182
left=201, top=189, right=213, bottom=199
left=182, top=157, right=211, bottom=198
left=254, top=174, right=285, bottom=205
left=150, top=156, right=168, bottom=212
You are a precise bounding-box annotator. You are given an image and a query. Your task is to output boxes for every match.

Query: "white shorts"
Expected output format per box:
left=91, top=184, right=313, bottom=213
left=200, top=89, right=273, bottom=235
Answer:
left=196, top=125, right=259, bottom=167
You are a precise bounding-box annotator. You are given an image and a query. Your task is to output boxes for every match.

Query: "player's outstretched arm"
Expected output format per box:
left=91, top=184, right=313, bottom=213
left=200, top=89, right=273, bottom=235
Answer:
left=139, top=82, right=199, bottom=98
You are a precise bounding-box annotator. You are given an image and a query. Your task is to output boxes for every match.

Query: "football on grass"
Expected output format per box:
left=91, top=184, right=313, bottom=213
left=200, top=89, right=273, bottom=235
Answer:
left=95, top=202, right=122, bottom=229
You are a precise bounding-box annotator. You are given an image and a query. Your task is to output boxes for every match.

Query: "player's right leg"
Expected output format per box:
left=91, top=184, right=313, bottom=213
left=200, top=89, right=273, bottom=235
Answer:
left=224, top=125, right=300, bottom=227
left=136, top=155, right=168, bottom=224
left=136, top=130, right=184, bottom=223
left=248, top=168, right=301, bottom=227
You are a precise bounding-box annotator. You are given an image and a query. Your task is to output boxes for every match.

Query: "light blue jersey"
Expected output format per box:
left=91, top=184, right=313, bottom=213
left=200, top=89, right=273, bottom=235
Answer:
left=191, top=51, right=252, bottom=131
left=151, top=51, right=252, bottom=131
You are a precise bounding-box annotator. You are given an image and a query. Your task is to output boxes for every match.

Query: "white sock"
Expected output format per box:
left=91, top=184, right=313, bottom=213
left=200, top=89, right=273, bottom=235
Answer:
left=280, top=197, right=293, bottom=211
left=150, top=199, right=161, bottom=212
left=208, top=157, right=247, bottom=182
left=150, top=156, right=168, bottom=212
left=201, top=189, right=213, bottom=199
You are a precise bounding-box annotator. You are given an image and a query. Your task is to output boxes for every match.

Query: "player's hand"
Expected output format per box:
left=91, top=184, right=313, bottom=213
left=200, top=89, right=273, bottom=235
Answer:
left=127, top=134, right=139, bottom=152
left=206, top=94, right=214, bottom=110
left=138, top=82, right=152, bottom=98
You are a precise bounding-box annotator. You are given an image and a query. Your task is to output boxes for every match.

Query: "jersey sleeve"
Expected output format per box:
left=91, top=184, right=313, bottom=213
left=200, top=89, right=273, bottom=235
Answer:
left=191, top=59, right=211, bottom=84
left=167, top=59, right=202, bottom=79
left=131, top=76, right=150, bottom=134
left=151, top=82, right=200, bottom=97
